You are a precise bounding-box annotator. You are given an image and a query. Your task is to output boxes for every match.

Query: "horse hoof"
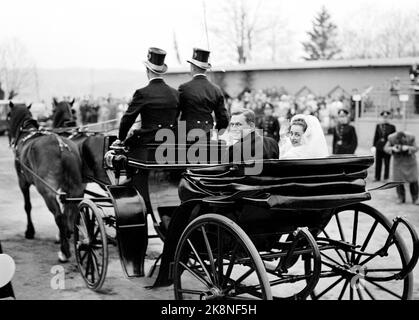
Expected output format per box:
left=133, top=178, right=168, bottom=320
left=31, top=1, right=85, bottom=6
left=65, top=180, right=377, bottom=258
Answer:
left=58, top=251, right=70, bottom=263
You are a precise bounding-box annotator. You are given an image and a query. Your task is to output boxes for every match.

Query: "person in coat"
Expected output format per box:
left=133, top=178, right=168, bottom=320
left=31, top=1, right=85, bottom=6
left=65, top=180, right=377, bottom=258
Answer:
left=256, top=103, right=280, bottom=142
left=384, top=131, right=419, bottom=205
left=178, top=48, right=229, bottom=137
left=332, top=108, right=358, bottom=154
left=116, top=47, right=179, bottom=162
left=372, top=110, right=396, bottom=181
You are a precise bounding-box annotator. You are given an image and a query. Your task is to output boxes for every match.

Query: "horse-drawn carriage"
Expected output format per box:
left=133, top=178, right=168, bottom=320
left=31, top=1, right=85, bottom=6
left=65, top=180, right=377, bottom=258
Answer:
left=68, top=138, right=419, bottom=300
left=7, top=102, right=419, bottom=299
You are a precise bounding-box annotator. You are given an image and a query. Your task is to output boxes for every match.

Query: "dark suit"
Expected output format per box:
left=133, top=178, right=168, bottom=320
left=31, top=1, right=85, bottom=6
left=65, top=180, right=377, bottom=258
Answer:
left=119, top=78, right=179, bottom=160
left=178, top=75, right=229, bottom=134
left=224, top=131, right=279, bottom=163
left=373, top=122, right=396, bottom=180
left=332, top=124, right=358, bottom=154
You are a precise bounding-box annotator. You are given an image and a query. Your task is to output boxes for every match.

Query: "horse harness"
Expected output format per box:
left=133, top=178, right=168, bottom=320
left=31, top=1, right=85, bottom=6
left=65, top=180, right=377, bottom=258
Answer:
left=13, top=128, right=72, bottom=189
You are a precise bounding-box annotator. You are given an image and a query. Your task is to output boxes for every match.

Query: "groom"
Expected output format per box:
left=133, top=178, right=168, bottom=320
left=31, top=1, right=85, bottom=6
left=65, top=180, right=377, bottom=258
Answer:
left=221, top=108, right=279, bottom=162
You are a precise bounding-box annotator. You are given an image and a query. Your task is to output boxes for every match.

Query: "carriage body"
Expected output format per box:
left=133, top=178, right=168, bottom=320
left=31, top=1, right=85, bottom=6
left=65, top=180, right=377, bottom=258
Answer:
left=72, top=139, right=419, bottom=300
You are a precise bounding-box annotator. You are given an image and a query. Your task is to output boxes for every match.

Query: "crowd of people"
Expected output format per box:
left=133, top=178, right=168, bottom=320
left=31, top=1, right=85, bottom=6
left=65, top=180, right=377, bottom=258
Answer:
left=225, top=87, right=351, bottom=138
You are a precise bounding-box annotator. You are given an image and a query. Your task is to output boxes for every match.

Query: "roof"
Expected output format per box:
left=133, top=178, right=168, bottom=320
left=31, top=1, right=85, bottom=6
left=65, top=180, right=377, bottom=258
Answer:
left=167, top=57, right=419, bottom=74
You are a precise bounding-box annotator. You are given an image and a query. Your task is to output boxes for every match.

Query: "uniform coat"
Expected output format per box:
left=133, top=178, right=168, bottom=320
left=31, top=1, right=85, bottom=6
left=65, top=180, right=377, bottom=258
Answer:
left=332, top=123, right=358, bottom=154
left=256, top=115, right=280, bottom=142
left=373, top=122, right=396, bottom=180
left=178, top=75, right=229, bottom=133
left=119, top=78, right=179, bottom=146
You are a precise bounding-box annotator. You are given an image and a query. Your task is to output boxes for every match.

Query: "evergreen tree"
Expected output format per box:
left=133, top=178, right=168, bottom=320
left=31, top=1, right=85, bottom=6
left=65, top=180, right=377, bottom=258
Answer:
left=302, top=6, right=341, bottom=60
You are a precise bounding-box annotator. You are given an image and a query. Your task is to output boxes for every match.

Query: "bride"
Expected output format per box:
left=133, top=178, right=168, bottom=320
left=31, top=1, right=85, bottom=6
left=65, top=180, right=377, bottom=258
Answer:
left=279, top=114, right=329, bottom=159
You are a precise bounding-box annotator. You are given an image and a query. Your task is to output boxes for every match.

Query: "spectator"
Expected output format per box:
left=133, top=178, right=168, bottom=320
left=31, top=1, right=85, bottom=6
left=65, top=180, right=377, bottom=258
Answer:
left=332, top=108, right=358, bottom=154
left=372, top=110, right=396, bottom=182
left=384, top=131, right=418, bottom=205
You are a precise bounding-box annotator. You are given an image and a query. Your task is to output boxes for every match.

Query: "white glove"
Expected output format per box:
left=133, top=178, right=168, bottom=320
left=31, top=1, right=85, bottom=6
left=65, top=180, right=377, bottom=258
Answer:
left=370, top=147, right=376, bottom=154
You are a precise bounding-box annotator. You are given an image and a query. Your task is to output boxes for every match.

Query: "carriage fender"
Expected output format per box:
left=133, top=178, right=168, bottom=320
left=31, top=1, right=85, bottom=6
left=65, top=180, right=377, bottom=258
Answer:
left=107, top=185, right=147, bottom=278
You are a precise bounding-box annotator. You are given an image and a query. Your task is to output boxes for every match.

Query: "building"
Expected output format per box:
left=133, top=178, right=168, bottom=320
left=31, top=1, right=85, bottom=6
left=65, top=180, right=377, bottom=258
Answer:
left=165, top=57, right=419, bottom=149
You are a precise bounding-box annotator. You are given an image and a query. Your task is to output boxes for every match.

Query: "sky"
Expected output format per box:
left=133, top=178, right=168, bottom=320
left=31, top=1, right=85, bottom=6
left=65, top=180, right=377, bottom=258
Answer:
left=0, top=0, right=418, bottom=70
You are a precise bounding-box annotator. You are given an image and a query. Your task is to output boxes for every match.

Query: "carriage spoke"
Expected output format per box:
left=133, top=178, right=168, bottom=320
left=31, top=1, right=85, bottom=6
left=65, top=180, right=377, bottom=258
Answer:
left=187, top=239, right=213, bottom=286
left=356, top=287, right=364, bottom=300
left=76, top=224, right=89, bottom=242
left=338, top=279, right=349, bottom=300
left=91, top=249, right=101, bottom=275
left=335, top=213, right=350, bottom=262
left=322, top=230, right=347, bottom=264
left=349, top=285, right=354, bottom=300
left=79, top=211, right=90, bottom=242
left=177, top=289, right=204, bottom=296
left=354, top=220, right=378, bottom=264
left=364, top=279, right=403, bottom=299
left=179, top=261, right=212, bottom=288
left=365, top=268, right=403, bottom=274
left=320, top=252, right=346, bottom=268
left=314, top=276, right=344, bottom=300
left=217, top=225, right=223, bottom=287
left=222, top=244, right=239, bottom=287
left=80, top=250, right=88, bottom=264
left=363, top=285, right=376, bottom=300
left=351, top=210, right=359, bottom=263
left=85, top=252, right=92, bottom=279
left=200, top=226, right=218, bottom=285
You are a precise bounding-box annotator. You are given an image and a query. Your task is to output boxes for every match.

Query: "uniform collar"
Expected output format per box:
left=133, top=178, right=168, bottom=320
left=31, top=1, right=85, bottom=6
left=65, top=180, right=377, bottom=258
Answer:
left=193, top=74, right=207, bottom=79
left=149, top=77, right=164, bottom=83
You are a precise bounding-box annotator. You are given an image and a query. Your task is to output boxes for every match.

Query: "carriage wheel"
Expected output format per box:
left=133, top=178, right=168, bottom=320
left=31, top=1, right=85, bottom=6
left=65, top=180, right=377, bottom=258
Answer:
left=173, top=214, right=272, bottom=300
left=269, top=227, right=321, bottom=300
left=74, top=200, right=108, bottom=291
left=305, top=203, right=413, bottom=300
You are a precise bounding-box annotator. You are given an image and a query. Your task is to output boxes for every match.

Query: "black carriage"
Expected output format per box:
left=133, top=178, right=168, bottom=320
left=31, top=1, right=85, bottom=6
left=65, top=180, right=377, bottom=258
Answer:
left=70, top=138, right=419, bottom=300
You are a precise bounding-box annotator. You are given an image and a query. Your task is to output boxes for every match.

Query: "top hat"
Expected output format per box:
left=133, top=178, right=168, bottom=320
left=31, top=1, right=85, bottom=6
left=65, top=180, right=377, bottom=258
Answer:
left=338, top=108, right=350, bottom=116
left=187, top=48, right=211, bottom=70
left=380, top=110, right=392, bottom=117
left=143, top=47, right=168, bottom=74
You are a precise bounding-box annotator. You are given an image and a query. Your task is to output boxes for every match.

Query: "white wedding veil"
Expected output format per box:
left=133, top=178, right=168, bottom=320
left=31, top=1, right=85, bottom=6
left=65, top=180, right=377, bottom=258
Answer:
left=280, top=114, right=329, bottom=159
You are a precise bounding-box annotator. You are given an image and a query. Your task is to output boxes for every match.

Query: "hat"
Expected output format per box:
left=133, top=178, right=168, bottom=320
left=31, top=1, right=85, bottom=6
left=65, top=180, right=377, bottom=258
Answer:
left=338, top=108, right=350, bottom=116
left=380, top=110, right=391, bottom=116
left=143, top=47, right=168, bottom=74
left=187, top=48, right=211, bottom=70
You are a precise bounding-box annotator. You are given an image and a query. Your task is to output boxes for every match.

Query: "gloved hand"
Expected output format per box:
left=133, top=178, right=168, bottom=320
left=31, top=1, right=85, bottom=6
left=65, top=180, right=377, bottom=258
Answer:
left=111, top=139, right=123, bottom=147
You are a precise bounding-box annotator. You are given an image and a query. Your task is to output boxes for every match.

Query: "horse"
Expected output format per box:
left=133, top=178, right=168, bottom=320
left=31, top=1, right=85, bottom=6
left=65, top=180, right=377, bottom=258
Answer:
left=8, top=102, right=84, bottom=262
left=68, top=130, right=111, bottom=186
left=52, top=98, right=76, bottom=129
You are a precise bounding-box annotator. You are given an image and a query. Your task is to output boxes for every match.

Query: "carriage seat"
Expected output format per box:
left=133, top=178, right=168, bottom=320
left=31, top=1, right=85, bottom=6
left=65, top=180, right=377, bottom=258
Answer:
left=180, top=156, right=374, bottom=210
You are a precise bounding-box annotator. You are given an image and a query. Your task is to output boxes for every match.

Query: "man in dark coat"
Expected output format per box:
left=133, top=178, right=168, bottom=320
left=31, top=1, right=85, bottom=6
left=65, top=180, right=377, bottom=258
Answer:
left=332, top=108, right=358, bottom=154
left=178, top=48, right=229, bottom=136
left=222, top=108, right=279, bottom=163
left=372, top=110, right=396, bottom=181
left=256, top=102, right=280, bottom=142
left=116, top=47, right=179, bottom=162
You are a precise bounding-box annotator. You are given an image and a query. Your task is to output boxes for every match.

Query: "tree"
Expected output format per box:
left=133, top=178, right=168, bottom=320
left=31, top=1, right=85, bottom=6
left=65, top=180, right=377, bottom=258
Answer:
left=0, top=38, right=37, bottom=99
left=302, top=6, right=341, bottom=60
left=340, top=8, right=419, bottom=59
left=208, top=0, right=286, bottom=64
